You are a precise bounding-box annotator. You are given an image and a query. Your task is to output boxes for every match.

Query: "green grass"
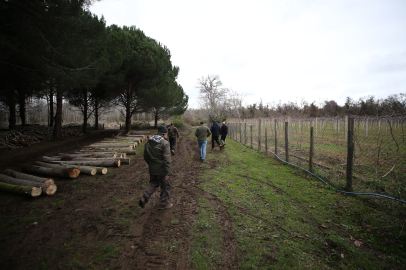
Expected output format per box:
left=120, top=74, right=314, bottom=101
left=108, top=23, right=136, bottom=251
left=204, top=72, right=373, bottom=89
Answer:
left=196, top=134, right=406, bottom=269
left=190, top=197, right=224, bottom=270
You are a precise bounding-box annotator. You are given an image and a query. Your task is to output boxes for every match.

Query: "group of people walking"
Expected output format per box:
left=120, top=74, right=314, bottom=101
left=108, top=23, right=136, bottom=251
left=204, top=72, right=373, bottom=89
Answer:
left=195, top=121, right=228, bottom=162
left=138, top=121, right=228, bottom=210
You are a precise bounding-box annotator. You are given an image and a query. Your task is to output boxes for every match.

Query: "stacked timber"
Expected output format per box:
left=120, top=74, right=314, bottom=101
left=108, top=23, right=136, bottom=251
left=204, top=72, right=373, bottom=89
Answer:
left=34, top=161, right=98, bottom=176
left=50, top=159, right=121, bottom=167
left=0, top=124, right=84, bottom=150
left=0, top=173, right=57, bottom=195
left=22, top=164, right=80, bottom=178
left=2, top=169, right=54, bottom=184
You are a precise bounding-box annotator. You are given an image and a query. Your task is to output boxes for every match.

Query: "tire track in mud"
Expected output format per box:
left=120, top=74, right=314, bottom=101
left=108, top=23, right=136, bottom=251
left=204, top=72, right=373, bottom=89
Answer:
left=114, top=129, right=239, bottom=270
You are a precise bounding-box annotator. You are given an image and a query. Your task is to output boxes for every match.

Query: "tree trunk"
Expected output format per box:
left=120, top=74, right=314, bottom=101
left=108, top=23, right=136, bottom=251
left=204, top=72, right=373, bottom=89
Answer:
left=74, top=151, right=117, bottom=155
left=78, top=165, right=107, bottom=175
left=33, top=161, right=96, bottom=176
left=22, top=164, right=80, bottom=178
left=43, top=156, right=61, bottom=162
left=8, top=96, right=16, bottom=130
left=59, top=153, right=117, bottom=159
left=72, top=157, right=130, bottom=165
left=125, top=81, right=132, bottom=133
left=82, top=90, right=88, bottom=134
left=0, top=182, right=42, bottom=197
left=49, top=79, right=54, bottom=127
left=154, top=110, right=159, bottom=128
left=0, top=173, right=57, bottom=195
left=53, top=87, right=63, bottom=139
left=2, top=169, right=54, bottom=184
left=50, top=159, right=120, bottom=167
left=17, top=90, right=26, bottom=128
left=94, top=98, right=99, bottom=130
left=86, top=144, right=133, bottom=149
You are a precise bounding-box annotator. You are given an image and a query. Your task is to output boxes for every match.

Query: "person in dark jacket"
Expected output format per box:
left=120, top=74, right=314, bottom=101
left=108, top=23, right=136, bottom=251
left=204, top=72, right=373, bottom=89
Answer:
left=210, top=121, right=223, bottom=151
left=167, top=123, right=179, bottom=155
left=139, top=126, right=173, bottom=209
left=220, top=122, right=228, bottom=146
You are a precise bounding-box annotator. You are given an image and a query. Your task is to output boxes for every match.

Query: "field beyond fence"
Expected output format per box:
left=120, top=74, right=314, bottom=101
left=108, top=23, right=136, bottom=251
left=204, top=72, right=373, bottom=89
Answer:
left=227, top=116, right=406, bottom=205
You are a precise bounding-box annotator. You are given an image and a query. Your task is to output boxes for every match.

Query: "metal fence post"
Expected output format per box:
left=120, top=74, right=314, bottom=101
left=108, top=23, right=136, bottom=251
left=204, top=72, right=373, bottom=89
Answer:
left=285, top=122, right=289, bottom=162
left=345, top=117, right=354, bottom=192
left=310, top=127, right=314, bottom=172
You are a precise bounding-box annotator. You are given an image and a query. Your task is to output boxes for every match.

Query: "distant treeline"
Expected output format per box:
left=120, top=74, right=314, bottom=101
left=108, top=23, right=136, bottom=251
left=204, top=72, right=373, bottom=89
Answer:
left=241, top=94, right=405, bottom=118
left=0, top=0, right=188, bottom=135
left=185, top=93, right=405, bottom=124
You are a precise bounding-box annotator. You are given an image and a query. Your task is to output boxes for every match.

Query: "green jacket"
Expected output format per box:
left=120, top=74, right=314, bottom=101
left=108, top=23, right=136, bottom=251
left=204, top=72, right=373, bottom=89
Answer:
left=195, top=124, right=211, bottom=141
left=144, top=134, right=171, bottom=176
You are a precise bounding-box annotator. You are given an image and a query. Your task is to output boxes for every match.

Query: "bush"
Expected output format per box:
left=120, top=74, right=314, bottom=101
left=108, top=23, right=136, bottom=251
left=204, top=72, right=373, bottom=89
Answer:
left=130, top=121, right=151, bottom=130
left=172, top=117, right=184, bottom=128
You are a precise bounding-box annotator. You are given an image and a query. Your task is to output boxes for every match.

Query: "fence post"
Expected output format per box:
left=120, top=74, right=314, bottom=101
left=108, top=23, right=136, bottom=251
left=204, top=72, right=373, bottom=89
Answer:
left=258, top=119, right=262, bottom=151
left=285, top=122, right=289, bottom=162
left=265, top=127, right=268, bottom=153
left=274, top=119, right=277, bottom=156
left=244, top=122, right=247, bottom=145
left=345, top=117, right=354, bottom=192
left=309, top=127, right=314, bottom=172
left=250, top=125, right=253, bottom=148
left=239, top=123, right=242, bottom=142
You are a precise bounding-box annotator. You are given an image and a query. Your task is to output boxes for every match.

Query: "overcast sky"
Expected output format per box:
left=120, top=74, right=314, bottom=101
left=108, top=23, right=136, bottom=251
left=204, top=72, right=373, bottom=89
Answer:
left=89, top=0, right=406, bottom=109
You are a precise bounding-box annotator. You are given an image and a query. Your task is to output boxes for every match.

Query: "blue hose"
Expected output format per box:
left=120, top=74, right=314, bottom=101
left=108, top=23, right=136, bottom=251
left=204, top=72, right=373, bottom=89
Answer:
left=229, top=138, right=406, bottom=204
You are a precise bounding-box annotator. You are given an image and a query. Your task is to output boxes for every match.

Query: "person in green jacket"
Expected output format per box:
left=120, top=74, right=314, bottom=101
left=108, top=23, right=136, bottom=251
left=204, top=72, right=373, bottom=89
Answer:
left=139, top=126, right=173, bottom=209
left=195, top=121, right=211, bottom=162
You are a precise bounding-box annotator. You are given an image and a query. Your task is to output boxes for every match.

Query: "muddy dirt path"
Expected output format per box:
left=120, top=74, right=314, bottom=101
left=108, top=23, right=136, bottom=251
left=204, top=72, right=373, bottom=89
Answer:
left=0, top=128, right=239, bottom=270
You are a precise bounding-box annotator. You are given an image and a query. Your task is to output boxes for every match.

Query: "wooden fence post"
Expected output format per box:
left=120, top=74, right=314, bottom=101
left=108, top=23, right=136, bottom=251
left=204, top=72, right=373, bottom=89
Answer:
left=258, top=119, right=262, bottom=151
left=250, top=125, right=253, bottom=149
left=239, top=123, right=242, bottom=142
left=244, top=122, right=247, bottom=145
left=309, top=127, right=314, bottom=173
left=274, top=119, right=277, bottom=156
left=345, top=117, right=354, bottom=192
left=285, top=122, right=289, bottom=162
left=265, top=127, right=268, bottom=153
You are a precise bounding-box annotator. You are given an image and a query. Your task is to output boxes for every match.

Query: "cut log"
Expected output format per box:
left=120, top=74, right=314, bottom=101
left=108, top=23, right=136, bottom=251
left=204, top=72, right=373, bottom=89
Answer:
left=50, top=159, right=120, bottom=167
left=22, top=164, right=80, bottom=178
left=75, top=151, right=117, bottom=155
left=2, top=169, right=54, bottom=184
left=43, top=156, right=61, bottom=162
left=0, top=182, right=42, bottom=197
left=95, top=141, right=137, bottom=147
left=33, top=161, right=96, bottom=176
left=82, top=147, right=133, bottom=152
left=79, top=165, right=107, bottom=175
left=59, top=153, right=117, bottom=158
left=0, top=173, right=57, bottom=195
left=72, top=157, right=130, bottom=165
left=85, top=144, right=133, bottom=149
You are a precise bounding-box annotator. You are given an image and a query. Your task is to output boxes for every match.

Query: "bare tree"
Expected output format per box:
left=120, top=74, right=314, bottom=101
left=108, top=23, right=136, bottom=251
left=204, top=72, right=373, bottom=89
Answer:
left=196, top=75, right=228, bottom=120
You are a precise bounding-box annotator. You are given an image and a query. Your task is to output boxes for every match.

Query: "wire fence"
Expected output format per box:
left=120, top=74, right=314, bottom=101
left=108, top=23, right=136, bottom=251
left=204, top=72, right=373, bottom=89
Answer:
left=227, top=116, right=406, bottom=204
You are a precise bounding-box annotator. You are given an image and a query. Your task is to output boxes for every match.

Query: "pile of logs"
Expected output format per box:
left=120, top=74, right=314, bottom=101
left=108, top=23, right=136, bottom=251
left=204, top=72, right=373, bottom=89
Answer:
left=0, top=169, right=57, bottom=197
left=0, top=125, right=84, bottom=150
left=0, top=131, right=150, bottom=198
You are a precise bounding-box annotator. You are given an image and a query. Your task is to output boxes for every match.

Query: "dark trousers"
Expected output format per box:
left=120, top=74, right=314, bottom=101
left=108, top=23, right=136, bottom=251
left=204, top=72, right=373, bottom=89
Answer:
left=221, top=134, right=227, bottom=143
left=212, top=135, right=221, bottom=148
left=169, top=136, right=177, bottom=151
left=143, top=175, right=172, bottom=206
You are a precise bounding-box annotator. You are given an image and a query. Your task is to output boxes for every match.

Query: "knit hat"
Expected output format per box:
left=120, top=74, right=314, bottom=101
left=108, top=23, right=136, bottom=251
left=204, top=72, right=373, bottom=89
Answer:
left=157, top=125, right=168, bottom=134
left=200, top=121, right=204, bottom=124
